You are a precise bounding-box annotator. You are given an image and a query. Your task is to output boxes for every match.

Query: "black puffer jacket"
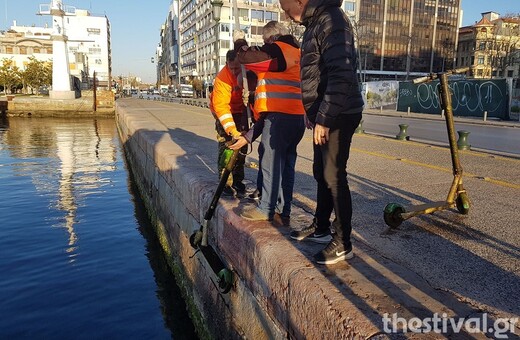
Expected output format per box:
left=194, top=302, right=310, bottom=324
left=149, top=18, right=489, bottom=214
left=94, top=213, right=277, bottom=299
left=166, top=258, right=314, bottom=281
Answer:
left=300, top=0, right=364, bottom=127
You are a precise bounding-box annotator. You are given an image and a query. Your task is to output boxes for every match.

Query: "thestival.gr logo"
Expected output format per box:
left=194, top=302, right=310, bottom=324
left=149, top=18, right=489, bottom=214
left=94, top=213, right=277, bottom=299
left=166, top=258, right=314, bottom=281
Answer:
left=382, top=313, right=518, bottom=338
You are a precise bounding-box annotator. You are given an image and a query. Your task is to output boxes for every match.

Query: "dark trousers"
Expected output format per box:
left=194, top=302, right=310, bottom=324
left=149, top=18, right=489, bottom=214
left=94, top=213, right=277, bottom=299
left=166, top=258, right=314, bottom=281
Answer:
left=313, top=113, right=362, bottom=246
left=258, top=113, right=305, bottom=217
left=215, top=111, right=248, bottom=185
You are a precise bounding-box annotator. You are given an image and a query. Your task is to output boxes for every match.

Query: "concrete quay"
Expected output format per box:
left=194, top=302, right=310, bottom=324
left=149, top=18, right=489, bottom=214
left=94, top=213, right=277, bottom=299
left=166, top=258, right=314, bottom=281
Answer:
left=1, top=90, right=115, bottom=117
left=115, top=97, right=519, bottom=339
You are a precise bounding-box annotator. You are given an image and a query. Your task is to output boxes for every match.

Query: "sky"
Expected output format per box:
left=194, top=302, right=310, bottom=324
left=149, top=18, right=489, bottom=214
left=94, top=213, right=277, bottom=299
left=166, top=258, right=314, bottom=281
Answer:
left=2, top=0, right=519, bottom=83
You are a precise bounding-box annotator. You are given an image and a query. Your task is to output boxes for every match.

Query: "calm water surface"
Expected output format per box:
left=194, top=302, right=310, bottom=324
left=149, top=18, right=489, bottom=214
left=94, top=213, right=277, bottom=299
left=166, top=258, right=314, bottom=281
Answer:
left=0, top=117, right=197, bottom=339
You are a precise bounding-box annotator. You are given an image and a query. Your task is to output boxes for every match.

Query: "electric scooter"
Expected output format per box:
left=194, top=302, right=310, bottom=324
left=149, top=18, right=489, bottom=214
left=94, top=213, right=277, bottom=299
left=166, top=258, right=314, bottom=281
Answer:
left=189, top=147, right=239, bottom=294
left=383, top=68, right=471, bottom=228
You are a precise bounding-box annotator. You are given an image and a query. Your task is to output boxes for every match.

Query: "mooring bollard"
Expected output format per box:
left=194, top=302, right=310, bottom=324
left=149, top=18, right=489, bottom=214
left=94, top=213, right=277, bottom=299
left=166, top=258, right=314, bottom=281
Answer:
left=396, top=124, right=409, bottom=140
left=457, top=130, right=471, bottom=150
left=355, top=120, right=365, bottom=134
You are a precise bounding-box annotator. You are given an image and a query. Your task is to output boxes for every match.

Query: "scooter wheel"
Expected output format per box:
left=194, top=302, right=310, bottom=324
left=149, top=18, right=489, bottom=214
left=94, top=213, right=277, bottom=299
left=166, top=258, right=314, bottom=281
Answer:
left=383, top=203, right=405, bottom=228
left=189, top=231, right=203, bottom=249
left=456, top=192, right=470, bottom=215
left=217, top=269, right=233, bottom=294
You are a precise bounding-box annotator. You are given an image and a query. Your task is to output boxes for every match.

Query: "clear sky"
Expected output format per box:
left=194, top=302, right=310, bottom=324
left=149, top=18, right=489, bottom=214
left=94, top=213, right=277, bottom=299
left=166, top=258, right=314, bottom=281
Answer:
left=2, top=0, right=169, bottom=83
left=460, top=0, right=518, bottom=26
left=2, top=0, right=519, bottom=83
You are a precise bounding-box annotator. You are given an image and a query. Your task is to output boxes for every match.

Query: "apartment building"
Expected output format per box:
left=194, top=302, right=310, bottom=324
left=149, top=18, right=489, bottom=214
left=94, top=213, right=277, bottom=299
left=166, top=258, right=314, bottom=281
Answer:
left=351, top=0, right=462, bottom=80
left=0, top=4, right=111, bottom=88
left=159, top=0, right=283, bottom=89
left=0, top=24, right=54, bottom=72
left=457, top=12, right=520, bottom=79
left=158, top=0, right=463, bottom=85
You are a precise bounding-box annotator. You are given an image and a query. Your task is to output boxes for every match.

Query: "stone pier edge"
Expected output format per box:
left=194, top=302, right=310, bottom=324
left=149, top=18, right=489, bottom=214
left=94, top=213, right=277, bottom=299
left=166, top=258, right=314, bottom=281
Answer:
left=115, top=104, right=381, bottom=339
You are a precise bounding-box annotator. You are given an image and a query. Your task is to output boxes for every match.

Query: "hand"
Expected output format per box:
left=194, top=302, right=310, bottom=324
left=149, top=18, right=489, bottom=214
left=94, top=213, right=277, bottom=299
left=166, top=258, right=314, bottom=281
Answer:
left=313, top=124, right=330, bottom=145
left=229, top=136, right=248, bottom=150
left=304, top=115, right=314, bottom=130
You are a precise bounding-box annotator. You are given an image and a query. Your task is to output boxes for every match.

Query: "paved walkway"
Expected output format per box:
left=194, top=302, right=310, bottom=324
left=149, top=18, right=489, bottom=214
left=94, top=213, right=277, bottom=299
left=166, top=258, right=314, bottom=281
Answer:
left=118, top=97, right=519, bottom=337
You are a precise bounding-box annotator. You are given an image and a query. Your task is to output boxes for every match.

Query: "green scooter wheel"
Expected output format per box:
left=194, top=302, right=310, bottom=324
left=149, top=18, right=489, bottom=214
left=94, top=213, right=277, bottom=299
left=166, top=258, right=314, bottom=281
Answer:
left=189, top=231, right=203, bottom=249
left=217, top=269, right=233, bottom=294
left=456, top=192, right=470, bottom=215
left=383, top=203, right=405, bottom=228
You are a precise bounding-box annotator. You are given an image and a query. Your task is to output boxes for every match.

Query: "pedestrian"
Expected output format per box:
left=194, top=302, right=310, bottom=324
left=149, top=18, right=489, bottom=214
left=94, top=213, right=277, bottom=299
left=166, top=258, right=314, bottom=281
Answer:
left=230, top=21, right=305, bottom=226
left=210, top=47, right=248, bottom=196
left=279, top=0, right=364, bottom=264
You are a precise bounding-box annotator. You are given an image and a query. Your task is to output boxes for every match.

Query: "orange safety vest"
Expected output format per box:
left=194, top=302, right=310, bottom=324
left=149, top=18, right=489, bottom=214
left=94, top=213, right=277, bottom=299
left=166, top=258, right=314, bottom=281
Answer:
left=210, top=64, right=245, bottom=137
left=253, top=41, right=305, bottom=120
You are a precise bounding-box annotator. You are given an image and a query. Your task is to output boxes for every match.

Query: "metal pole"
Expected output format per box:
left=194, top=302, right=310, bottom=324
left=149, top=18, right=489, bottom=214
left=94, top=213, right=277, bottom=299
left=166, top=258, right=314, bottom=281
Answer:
left=93, top=70, right=97, bottom=111
left=214, top=22, right=220, bottom=78
left=438, top=72, right=461, bottom=175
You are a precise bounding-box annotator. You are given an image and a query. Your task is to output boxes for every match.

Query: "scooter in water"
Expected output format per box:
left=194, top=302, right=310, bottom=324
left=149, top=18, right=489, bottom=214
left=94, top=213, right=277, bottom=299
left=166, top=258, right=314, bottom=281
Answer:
left=383, top=67, right=471, bottom=228
left=189, top=147, right=239, bottom=293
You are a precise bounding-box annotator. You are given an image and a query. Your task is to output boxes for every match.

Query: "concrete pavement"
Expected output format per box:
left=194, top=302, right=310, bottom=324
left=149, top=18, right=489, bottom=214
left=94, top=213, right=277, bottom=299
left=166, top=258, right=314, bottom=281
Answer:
left=116, top=97, right=519, bottom=338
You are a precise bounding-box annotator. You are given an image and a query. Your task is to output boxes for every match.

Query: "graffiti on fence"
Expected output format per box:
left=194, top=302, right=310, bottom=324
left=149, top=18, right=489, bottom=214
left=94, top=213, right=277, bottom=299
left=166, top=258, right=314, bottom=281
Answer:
left=397, top=79, right=509, bottom=119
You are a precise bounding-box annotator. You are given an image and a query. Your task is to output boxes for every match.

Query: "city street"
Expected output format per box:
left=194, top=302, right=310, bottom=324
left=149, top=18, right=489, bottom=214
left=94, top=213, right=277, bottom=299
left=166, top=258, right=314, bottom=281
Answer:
left=362, top=113, right=520, bottom=156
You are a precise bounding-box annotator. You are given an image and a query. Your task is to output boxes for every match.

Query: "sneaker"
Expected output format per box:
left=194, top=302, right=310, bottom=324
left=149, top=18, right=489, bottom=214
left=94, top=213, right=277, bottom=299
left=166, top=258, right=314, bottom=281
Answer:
left=221, top=185, right=236, bottom=197
left=247, top=189, right=261, bottom=201
left=314, top=239, right=354, bottom=265
left=290, top=221, right=332, bottom=244
left=240, top=207, right=271, bottom=221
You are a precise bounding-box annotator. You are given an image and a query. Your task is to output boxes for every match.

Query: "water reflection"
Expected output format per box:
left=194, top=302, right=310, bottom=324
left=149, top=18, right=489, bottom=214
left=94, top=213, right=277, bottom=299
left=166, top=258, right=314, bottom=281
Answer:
left=1, top=118, right=118, bottom=260
left=0, top=116, right=197, bottom=338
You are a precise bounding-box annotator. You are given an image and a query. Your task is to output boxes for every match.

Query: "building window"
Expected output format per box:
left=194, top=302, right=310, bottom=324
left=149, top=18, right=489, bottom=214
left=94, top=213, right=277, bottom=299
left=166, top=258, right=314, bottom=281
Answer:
left=19, top=47, right=27, bottom=54
left=507, top=70, right=514, bottom=78
left=87, top=28, right=101, bottom=35
left=479, top=42, right=486, bottom=50
left=477, top=56, right=484, bottom=65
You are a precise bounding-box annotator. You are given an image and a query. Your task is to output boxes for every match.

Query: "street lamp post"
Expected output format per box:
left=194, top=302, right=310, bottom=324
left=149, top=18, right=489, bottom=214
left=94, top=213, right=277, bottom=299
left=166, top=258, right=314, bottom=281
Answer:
left=211, top=0, right=223, bottom=79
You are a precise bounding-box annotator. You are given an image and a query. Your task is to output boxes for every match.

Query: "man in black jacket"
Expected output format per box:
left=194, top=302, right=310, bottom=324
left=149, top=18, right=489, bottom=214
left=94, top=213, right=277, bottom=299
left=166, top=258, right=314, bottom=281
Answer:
left=280, top=0, right=364, bottom=264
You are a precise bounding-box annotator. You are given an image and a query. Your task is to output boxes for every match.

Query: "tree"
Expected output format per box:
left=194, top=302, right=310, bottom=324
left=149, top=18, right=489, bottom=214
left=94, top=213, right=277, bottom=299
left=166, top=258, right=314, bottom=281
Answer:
left=21, top=56, right=52, bottom=95
left=191, top=78, right=203, bottom=98
left=0, top=58, right=22, bottom=94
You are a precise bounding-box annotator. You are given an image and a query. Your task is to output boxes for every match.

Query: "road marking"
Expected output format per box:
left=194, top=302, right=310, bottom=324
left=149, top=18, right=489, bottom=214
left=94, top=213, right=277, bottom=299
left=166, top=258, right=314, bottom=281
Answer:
left=351, top=147, right=520, bottom=190
left=358, top=133, right=520, bottom=163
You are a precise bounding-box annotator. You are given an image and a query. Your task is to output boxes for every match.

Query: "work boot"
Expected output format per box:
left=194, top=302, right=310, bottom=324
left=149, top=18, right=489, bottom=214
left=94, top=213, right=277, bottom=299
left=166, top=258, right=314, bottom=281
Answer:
left=232, top=182, right=246, bottom=197
left=222, top=185, right=236, bottom=198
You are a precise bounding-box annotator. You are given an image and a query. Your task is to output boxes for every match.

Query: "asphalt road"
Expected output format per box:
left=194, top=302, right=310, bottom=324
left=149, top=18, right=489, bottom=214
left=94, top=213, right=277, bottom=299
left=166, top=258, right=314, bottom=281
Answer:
left=362, top=114, right=520, bottom=156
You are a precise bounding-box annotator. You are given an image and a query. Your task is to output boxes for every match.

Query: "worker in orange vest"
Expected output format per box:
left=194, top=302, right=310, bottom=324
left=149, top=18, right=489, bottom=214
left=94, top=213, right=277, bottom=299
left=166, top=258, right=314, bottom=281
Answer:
left=230, top=21, right=305, bottom=224
left=210, top=47, right=249, bottom=196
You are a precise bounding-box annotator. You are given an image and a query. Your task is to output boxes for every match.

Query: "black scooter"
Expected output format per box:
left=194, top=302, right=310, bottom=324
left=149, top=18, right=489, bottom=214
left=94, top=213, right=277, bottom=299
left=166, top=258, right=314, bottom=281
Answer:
left=189, top=147, right=240, bottom=294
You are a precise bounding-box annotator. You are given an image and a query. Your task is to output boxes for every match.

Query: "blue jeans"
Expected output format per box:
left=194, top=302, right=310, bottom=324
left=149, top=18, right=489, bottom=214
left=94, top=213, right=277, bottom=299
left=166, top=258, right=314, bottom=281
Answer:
left=313, top=113, right=362, bottom=246
left=258, top=113, right=305, bottom=218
